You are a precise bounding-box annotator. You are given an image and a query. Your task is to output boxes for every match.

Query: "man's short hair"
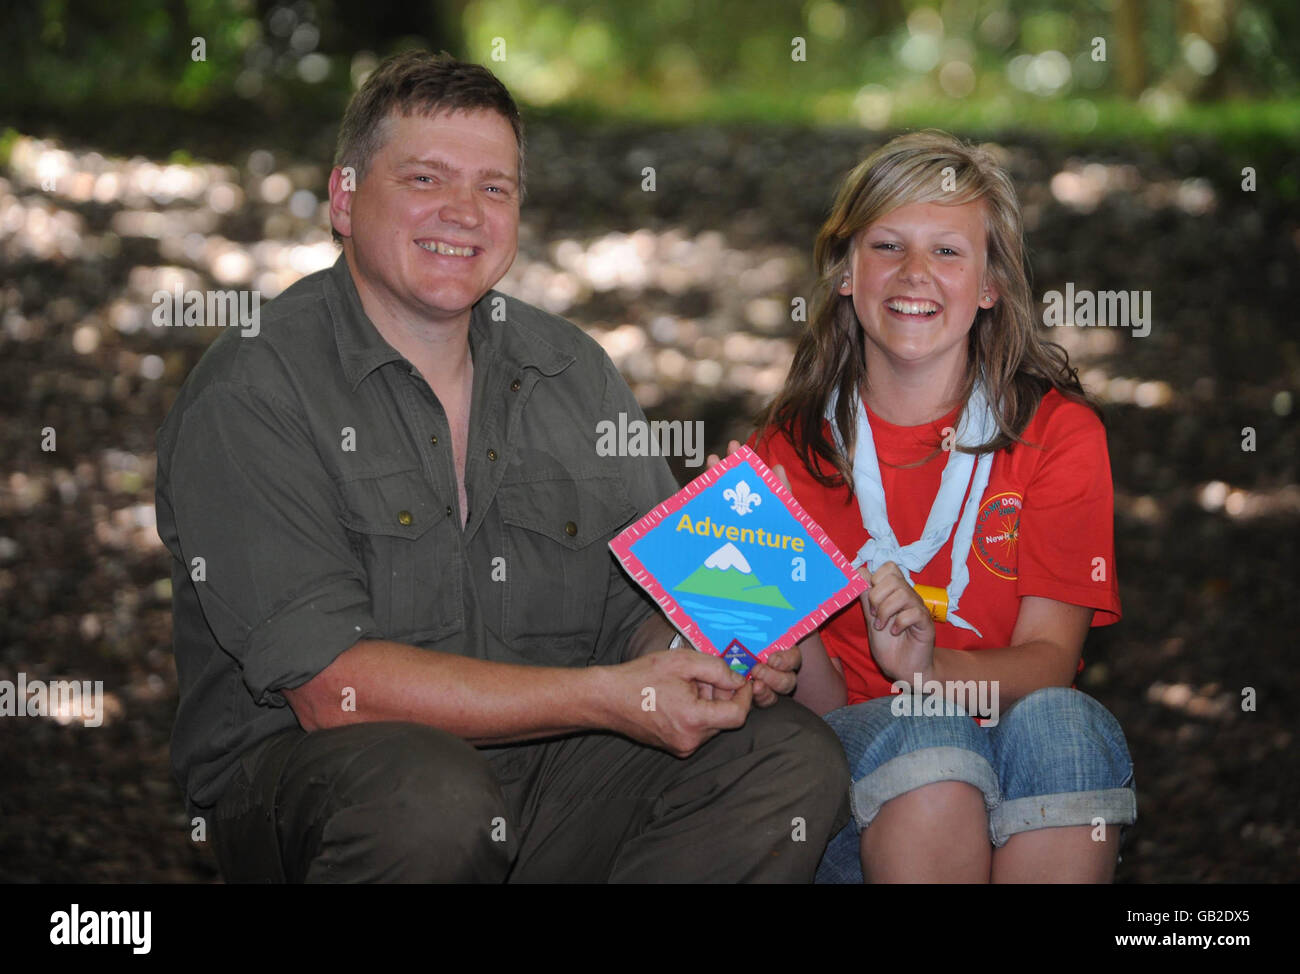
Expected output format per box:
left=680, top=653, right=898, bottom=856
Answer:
left=331, top=50, right=525, bottom=242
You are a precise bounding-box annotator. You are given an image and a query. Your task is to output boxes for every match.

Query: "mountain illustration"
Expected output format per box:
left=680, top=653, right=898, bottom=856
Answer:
left=673, top=542, right=794, bottom=609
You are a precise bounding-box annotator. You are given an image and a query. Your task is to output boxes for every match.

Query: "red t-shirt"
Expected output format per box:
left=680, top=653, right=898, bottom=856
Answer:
left=751, top=388, right=1121, bottom=705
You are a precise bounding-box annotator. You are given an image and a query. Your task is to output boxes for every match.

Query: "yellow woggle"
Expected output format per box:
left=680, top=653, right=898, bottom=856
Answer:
left=913, top=584, right=948, bottom=623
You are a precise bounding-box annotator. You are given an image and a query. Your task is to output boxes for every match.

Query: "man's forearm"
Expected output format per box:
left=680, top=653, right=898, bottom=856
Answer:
left=286, top=638, right=620, bottom=744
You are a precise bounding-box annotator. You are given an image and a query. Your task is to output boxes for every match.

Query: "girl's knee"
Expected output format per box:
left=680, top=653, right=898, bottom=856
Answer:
left=995, top=688, right=1134, bottom=797
left=1001, top=688, right=1127, bottom=750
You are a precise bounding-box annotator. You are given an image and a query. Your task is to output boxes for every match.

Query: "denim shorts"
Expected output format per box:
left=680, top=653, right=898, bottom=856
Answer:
left=815, top=686, right=1137, bottom=883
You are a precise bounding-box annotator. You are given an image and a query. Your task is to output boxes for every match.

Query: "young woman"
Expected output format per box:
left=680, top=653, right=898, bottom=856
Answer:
left=748, top=130, right=1136, bottom=883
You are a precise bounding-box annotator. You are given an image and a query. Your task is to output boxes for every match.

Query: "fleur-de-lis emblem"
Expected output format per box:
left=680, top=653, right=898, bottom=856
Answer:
left=724, top=479, right=762, bottom=517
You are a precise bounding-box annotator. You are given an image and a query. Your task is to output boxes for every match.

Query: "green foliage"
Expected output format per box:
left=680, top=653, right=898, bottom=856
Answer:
left=455, top=0, right=1299, bottom=141
left=2, top=0, right=1296, bottom=143
left=0, top=127, right=20, bottom=168
left=1, top=0, right=348, bottom=114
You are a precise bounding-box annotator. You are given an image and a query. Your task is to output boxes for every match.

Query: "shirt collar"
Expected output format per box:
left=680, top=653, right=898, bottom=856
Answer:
left=325, top=254, right=574, bottom=389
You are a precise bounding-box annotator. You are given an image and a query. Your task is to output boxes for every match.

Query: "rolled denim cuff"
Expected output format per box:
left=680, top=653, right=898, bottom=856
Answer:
left=849, top=745, right=1000, bottom=829
left=989, top=786, right=1137, bottom=848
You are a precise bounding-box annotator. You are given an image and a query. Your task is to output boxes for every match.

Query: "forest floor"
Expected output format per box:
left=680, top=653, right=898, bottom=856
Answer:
left=1, top=118, right=1296, bottom=882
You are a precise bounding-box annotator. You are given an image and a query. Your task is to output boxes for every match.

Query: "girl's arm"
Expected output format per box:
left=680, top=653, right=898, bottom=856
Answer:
left=863, top=564, right=1093, bottom=709
left=793, top=629, right=848, bottom=715
left=928, top=595, right=1093, bottom=706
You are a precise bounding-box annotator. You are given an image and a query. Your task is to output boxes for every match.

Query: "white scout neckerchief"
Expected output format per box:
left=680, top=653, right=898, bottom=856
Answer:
left=824, top=376, right=997, bottom=636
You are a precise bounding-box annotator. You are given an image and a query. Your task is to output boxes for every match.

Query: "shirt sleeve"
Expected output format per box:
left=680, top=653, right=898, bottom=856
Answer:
left=1016, top=401, right=1122, bottom=626
left=591, top=357, right=682, bottom=663
left=160, top=379, right=382, bottom=707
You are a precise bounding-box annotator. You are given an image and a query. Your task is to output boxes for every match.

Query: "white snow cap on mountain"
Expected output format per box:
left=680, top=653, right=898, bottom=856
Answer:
left=703, top=542, right=752, bottom=574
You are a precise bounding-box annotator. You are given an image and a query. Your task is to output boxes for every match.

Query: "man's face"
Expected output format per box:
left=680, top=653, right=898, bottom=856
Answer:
left=331, top=108, right=520, bottom=330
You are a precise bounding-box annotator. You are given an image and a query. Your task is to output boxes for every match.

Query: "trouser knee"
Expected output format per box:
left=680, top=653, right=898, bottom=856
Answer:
left=272, top=722, right=512, bottom=882
left=996, top=687, right=1134, bottom=796
left=745, top=700, right=852, bottom=839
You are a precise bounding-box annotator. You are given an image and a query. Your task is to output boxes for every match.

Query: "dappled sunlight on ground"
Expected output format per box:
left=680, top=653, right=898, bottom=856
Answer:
left=1, top=122, right=1296, bottom=881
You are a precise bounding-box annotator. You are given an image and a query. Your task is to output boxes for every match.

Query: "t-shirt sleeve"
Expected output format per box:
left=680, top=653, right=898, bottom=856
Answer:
left=746, top=423, right=791, bottom=469
left=1016, top=400, right=1121, bottom=626
left=159, top=380, right=382, bottom=707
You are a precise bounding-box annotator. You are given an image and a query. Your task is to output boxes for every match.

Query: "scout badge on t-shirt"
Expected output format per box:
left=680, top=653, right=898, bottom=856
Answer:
left=609, top=446, right=867, bottom=676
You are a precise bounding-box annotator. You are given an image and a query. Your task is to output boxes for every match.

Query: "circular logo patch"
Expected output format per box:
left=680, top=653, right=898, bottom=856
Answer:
left=973, top=491, right=1021, bottom=580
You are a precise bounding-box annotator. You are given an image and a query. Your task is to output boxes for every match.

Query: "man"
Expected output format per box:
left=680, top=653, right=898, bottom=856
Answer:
left=155, top=50, right=848, bottom=882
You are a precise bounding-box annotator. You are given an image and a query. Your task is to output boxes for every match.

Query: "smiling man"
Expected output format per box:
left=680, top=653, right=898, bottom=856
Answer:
left=155, top=51, right=848, bottom=883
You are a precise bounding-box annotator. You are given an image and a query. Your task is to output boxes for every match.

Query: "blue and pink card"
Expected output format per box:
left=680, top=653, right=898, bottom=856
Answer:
left=609, top=446, right=868, bottom=676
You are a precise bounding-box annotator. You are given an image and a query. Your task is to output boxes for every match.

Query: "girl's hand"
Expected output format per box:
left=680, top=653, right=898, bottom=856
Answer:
left=749, top=646, right=800, bottom=707
left=704, top=439, right=743, bottom=470
left=859, top=561, right=936, bottom=683
left=706, top=440, right=792, bottom=500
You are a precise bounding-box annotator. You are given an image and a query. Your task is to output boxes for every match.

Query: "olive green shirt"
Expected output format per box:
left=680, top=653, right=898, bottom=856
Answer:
left=156, top=255, right=678, bottom=812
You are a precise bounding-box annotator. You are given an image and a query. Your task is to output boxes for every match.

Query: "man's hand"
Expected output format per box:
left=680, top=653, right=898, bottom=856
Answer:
left=600, top=648, right=752, bottom=758
left=859, top=561, right=936, bottom=683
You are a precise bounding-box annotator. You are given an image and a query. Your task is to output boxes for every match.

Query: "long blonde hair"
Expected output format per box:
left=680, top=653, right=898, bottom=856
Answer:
left=756, top=129, right=1099, bottom=489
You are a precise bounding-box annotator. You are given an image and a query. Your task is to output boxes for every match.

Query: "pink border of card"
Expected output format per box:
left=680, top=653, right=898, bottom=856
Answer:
left=608, top=446, right=868, bottom=662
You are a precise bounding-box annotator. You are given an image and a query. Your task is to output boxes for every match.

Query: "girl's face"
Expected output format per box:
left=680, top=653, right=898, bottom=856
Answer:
left=841, top=199, right=998, bottom=378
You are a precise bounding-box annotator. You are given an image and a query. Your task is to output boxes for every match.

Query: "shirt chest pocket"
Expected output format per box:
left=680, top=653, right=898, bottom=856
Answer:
left=336, top=466, right=462, bottom=642
left=496, top=474, right=637, bottom=660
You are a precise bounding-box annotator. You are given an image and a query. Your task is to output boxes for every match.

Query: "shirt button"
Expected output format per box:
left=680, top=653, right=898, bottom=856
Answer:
left=430, top=434, right=438, bottom=445
left=445, top=505, right=454, bottom=517
left=565, top=521, right=577, bottom=537
left=397, top=510, right=413, bottom=526
left=510, top=378, right=521, bottom=392
left=487, top=448, right=497, bottom=461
